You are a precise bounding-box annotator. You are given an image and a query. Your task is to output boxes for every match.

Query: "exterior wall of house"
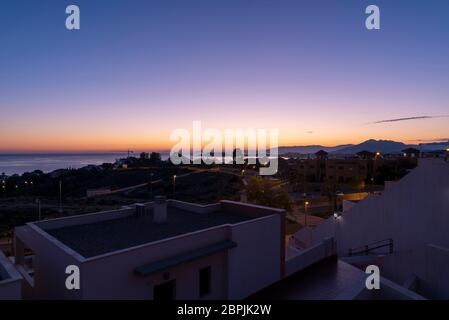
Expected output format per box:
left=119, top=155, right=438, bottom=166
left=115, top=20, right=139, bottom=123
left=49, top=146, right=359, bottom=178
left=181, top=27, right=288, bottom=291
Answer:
left=80, top=213, right=282, bottom=300
left=80, top=225, right=230, bottom=299
left=227, top=214, right=282, bottom=299
left=15, top=224, right=83, bottom=300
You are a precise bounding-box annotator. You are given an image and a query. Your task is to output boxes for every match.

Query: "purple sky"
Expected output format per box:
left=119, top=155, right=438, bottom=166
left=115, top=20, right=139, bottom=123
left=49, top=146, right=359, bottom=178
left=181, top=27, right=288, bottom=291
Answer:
left=1, top=0, right=448, bottom=151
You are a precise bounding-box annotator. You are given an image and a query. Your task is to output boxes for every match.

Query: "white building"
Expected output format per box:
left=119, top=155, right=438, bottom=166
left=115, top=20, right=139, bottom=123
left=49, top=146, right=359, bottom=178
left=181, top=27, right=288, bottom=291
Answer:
left=289, top=158, right=449, bottom=299
left=13, top=198, right=285, bottom=300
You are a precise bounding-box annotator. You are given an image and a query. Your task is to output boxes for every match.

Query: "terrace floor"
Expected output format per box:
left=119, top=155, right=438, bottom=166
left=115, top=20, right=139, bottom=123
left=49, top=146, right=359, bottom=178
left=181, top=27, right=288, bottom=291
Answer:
left=46, top=206, right=258, bottom=258
left=249, top=257, right=366, bottom=300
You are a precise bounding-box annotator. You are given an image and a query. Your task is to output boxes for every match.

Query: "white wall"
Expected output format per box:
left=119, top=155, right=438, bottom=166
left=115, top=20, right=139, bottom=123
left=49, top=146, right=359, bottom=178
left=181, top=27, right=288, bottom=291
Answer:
left=227, top=215, right=282, bottom=299
left=15, top=225, right=83, bottom=299
left=285, top=238, right=334, bottom=276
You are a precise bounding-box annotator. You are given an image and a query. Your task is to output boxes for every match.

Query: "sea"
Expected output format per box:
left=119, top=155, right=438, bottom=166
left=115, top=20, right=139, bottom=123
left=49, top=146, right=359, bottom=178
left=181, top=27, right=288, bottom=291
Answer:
left=0, top=153, right=168, bottom=176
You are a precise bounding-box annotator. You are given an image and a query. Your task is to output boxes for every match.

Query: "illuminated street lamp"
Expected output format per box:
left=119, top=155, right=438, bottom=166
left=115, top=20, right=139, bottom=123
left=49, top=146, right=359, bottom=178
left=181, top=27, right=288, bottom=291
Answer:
left=304, top=200, right=310, bottom=228
left=173, top=175, right=177, bottom=195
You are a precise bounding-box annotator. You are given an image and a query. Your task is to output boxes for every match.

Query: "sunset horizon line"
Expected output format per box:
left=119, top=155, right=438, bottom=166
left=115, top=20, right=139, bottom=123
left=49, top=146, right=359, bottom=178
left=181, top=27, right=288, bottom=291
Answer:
left=1, top=137, right=448, bottom=154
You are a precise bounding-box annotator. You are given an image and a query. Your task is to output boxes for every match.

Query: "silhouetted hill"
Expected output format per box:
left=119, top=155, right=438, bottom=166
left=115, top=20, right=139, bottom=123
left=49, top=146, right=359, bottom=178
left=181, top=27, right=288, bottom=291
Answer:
left=278, top=139, right=448, bottom=155
left=333, top=139, right=409, bottom=154
left=278, top=144, right=352, bottom=154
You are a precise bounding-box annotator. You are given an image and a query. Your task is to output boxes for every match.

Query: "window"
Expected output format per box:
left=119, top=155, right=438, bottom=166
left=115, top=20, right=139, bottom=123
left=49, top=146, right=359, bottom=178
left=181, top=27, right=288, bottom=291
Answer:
left=199, top=266, right=211, bottom=297
left=153, top=280, right=176, bottom=300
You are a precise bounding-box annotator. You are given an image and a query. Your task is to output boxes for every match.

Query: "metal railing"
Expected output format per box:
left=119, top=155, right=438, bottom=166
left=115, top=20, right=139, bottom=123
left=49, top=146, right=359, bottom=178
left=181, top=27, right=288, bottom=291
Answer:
left=348, top=238, right=393, bottom=256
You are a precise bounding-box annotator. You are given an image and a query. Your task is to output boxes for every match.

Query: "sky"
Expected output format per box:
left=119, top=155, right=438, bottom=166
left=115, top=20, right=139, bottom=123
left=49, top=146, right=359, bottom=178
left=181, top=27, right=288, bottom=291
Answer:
left=0, top=0, right=448, bottom=152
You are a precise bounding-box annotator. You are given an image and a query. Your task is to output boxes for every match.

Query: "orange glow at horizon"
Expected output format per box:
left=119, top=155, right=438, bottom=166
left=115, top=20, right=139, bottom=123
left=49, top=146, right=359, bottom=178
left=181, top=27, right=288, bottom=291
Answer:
left=2, top=122, right=448, bottom=153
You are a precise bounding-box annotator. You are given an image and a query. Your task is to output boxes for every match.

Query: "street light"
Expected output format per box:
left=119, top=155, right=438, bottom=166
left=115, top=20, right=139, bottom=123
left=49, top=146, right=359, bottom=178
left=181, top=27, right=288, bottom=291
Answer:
left=36, top=199, right=41, bottom=221
left=149, top=173, right=154, bottom=199
left=59, top=180, right=62, bottom=213
left=173, top=175, right=177, bottom=195
left=304, top=200, right=309, bottom=228
left=333, top=191, right=344, bottom=218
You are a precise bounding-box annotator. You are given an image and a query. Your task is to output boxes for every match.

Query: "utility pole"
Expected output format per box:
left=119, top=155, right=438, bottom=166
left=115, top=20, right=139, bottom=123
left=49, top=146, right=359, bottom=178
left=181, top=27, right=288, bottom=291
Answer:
left=59, top=180, right=62, bottom=213
left=149, top=172, right=154, bottom=199
left=36, top=199, right=41, bottom=221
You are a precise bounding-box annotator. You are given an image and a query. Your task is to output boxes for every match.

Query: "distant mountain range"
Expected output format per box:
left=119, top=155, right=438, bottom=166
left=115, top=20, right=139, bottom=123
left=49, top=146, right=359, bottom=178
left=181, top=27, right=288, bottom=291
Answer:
left=278, top=139, right=449, bottom=155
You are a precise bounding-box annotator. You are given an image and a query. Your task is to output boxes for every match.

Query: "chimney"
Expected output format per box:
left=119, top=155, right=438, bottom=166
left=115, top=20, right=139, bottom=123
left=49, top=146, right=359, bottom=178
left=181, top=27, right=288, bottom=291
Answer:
left=153, top=196, right=167, bottom=223
left=135, top=203, right=146, bottom=217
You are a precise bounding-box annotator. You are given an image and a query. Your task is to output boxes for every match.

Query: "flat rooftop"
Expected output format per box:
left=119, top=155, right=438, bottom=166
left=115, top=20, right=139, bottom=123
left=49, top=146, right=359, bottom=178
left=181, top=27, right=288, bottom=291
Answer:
left=46, top=206, right=259, bottom=258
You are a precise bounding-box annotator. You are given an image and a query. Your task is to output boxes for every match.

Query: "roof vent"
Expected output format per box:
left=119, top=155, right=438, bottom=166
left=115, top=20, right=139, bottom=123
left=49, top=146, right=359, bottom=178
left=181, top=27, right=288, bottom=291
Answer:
left=154, top=196, right=167, bottom=223
left=135, top=203, right=146, bottom=217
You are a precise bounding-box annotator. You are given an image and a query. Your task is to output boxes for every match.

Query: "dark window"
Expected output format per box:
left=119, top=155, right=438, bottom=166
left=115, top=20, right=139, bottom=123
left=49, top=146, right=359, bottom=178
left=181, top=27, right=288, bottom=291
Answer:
left=338, top=166, right=344, bottom=170
left=199, top=266, right=211, bottom=297
left=154, top=280, right=176, bottom=300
